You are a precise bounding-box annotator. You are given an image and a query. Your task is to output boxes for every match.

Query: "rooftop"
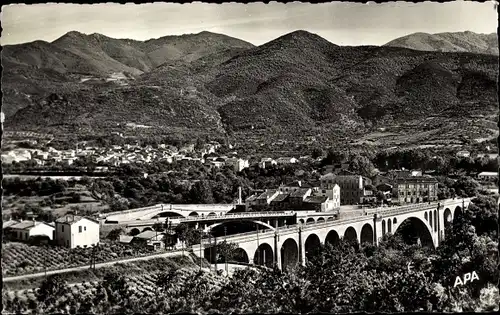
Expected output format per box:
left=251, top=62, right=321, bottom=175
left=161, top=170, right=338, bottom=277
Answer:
left=320, top=173, right=335, bottom=180
left=56, top=214, right=99, bottom=225
left=304, top=196, right=328, bottom=204
left=56, top=214, right=84, bottom=224
left=289, top=188, right=311, bottom=198
left=119, top=235, right=134, bottom=243
left=134, top=230, right=164, bottom=240
left=395, top=176, right=437, bottom=183
left=10, top=220, right=53, bottom=230
left=3, top=220, right=20, bottom=229
left=245, top=195, right=259, bottom=202
left=478, top=172, right=498, bottom=176
left=271, top=193, right=289, bottom=203
left=257, top=189, right=278, bottom=200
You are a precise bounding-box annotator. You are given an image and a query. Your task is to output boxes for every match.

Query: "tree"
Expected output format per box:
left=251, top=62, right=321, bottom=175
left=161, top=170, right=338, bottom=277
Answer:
left=349, top=154, right=377, bottom=178
left=324, top=149, right=347, bottom=165
left=100, top=271, right=130, bottom=306
left=152, top=222, right=165, bottom=232
left=468, top=195, right=498, bottom=237
left=375, top=190, right=386, bottom=204
left=175, top=223, right=202, bottom=246
left=453, top=176, right=480, bottom=198
left=36, top=275, right=69, bottom=310
left=189, top=180, right=214, bottom=203
left=107, top=228, right=125, bottom=241
left=311, top=147, right=324, bottom=160
left=215, top=241, right=239, bottom=263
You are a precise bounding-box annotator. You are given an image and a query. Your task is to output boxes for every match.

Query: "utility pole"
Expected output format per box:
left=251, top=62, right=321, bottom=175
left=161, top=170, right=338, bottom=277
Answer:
left=256, top=223, right=260, bottom=265
left=199, top=229, right=203, bottom=271
left=155, top=216, right=159, bottom=247
left=209, top=232, right=212, bottom=273
left=214, top=234, right=218, bottom=272
left=44, top=245, right=47, bottom=279
left=224, top=226, right=228, bottom=274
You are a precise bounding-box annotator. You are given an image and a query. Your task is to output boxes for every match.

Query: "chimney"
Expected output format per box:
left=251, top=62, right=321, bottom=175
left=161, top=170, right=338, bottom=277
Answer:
left=238, top=187, right=242, bottom=204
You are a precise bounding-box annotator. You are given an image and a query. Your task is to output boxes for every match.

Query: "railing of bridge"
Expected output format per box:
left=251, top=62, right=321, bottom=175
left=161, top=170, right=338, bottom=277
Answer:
left=370, top=199, right=470, bottom=218
left=124, top=217, right=184, bottom=227
left=120, top=212, right=296, bottom=226
left=365, top=202, right=440, bottom=215
left=181, top=211, right=294, bottom=221
left=103, top=204, right=165, bottom=218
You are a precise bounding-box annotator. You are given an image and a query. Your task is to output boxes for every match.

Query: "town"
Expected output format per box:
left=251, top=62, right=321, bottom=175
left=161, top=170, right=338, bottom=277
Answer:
left=2, top=132, right=497, bottom=255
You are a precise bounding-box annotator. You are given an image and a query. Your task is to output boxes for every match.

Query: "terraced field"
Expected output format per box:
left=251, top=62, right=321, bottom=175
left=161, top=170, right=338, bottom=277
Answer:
left=1, top=242, right=155, bottom=277
left=2, top=268, right=227, bottom=313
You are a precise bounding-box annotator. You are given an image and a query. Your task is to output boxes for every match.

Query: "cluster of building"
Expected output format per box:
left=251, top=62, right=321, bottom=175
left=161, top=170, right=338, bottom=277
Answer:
left=1, top=141, right=222, bottom=168
left=2, top=147, right=80, bottom=166
left=243, top=166, right=441, bottom=211
left=3, top=215, right=100, bottom=249
left=245, top=180, right=341, bottom=212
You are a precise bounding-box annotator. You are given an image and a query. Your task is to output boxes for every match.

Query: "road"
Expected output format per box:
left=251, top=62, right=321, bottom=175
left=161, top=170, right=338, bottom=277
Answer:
left=3, top=250, right=190, bottom=282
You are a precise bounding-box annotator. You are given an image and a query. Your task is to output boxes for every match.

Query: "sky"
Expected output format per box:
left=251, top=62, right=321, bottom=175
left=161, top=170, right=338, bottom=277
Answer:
left=1, top=1, right=498, bottom=46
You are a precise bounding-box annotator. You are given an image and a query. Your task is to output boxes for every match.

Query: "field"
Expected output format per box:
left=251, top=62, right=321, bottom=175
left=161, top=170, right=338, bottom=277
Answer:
left=1, top=242, right=156, bottom=277
left=2, top=262, right=226, bottom=314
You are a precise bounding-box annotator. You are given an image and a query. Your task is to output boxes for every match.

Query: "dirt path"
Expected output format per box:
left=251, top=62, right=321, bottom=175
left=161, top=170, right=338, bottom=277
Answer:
left=3, top=250, right=190, bottom=282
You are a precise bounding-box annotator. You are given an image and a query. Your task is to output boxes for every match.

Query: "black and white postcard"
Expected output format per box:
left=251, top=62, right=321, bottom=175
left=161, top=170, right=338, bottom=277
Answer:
left=1, top=1, right=499, bottom=313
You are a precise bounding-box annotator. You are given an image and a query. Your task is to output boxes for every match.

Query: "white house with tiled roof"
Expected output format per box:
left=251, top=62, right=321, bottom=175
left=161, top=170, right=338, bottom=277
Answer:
left=9, top=220, right=55, bottom=242
left=54, top=215, right=100, bottom=248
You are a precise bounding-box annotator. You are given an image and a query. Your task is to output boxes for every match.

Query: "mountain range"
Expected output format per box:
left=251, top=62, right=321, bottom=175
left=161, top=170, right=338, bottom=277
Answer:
left=384, top=31, right=498, bottom=55
left=2, top=30, right=498, bottom=149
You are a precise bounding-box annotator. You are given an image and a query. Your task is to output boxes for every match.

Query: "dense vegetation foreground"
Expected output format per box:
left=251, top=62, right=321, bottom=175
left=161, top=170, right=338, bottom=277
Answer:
left=2, top=194, right=498, bottom=314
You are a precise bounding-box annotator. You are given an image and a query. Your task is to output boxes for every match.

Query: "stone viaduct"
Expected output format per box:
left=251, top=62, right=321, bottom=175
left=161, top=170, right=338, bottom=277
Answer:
left=193, top=198, right=471, bottom=270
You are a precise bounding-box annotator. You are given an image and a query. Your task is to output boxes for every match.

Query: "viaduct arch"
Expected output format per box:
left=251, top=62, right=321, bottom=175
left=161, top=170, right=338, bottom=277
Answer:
left=304, top=234, right=321, bottom=262
left=360, top=224, right=374, bottom=244
left=325, top=230, right=340, bottom=246
left=281, top=238, right=299, bottom=269
left=254, top=243, right=274, bottom=267
left=394, top=217, right=434, bottom=248
left=207, top=220, right=276, bottom=233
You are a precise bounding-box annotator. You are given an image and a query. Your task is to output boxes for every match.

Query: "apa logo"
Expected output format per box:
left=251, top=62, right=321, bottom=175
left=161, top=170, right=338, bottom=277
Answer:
left=454, top=271, right=480, bottom=287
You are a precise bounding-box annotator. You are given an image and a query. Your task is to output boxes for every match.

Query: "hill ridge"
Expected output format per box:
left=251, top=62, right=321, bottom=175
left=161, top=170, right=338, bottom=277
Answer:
left=2, top=30, right=498, bottom=149
left=384, top=31, right=498, bottom=55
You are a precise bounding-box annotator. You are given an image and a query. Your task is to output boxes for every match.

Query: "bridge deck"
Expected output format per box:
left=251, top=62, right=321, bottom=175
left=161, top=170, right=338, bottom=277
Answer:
left=115, top=211, right=296, bottom=227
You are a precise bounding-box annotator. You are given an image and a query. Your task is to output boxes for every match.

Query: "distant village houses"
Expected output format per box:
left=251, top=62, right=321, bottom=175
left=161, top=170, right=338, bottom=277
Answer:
left=226, top=158, right=250, bottom=172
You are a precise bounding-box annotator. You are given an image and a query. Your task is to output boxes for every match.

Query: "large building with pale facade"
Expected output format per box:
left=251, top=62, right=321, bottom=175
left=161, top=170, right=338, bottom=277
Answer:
left=54, top=215, right=100, bottom=248
left=320, top=173, right=367, bottom=205
left=392, top=176, right=439, bottom=204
